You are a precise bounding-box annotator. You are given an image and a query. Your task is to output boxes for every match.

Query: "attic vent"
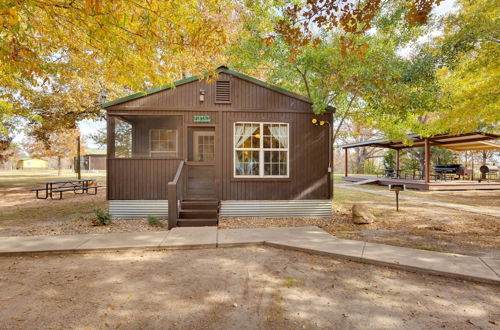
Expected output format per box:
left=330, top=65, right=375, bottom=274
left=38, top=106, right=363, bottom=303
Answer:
left=215, top=80, right=231, bottom=103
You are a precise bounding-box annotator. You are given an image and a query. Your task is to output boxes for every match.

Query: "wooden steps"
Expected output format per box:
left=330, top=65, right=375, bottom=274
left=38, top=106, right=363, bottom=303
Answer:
left=176, top=200, right=219, bottom=227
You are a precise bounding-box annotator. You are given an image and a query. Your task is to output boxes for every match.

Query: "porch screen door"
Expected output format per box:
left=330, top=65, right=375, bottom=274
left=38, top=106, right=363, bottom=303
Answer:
left=185, top=127, right=217, bottom=199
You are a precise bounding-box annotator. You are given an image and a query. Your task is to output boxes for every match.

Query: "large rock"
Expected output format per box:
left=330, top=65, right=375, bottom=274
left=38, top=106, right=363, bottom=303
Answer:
left=352, top=204, right=376, bottom=224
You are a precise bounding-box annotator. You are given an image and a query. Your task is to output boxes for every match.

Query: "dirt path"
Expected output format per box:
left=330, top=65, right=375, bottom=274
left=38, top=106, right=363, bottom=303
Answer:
left=336, top=183, right=500, bottom=218
left=0, top=247, right=499, bottom=329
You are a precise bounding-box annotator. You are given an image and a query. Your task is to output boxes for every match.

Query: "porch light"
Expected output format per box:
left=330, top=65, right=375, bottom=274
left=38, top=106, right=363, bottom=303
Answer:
left=199, top=89, right=205, bottom=102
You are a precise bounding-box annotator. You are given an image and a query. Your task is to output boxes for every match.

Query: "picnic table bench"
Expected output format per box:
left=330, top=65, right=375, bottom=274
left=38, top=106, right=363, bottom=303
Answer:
left=31, top=179, right=104, bottom=200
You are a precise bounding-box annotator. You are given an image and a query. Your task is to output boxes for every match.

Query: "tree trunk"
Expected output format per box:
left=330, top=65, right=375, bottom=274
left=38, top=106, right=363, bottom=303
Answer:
left=57, top=156, right=61, bottom=176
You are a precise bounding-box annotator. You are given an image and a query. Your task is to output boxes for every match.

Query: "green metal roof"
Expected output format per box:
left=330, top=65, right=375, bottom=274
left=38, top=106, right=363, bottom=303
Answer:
left=103, top=67, right=335, bottom=111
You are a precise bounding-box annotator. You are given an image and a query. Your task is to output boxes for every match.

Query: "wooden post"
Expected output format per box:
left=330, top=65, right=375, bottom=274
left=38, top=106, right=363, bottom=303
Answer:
left=107, top=115, right=115, bottom=158
left=424, top=138, right=430, bottom=184
left=167, top=183, right=177, bottom=229
left=471, top=152, right=474, bottom=181
left=344, top=148, right=348, bottom=177
left=106, top=115, right=115, bottom=201
left=76, top=136, right=81, bottom=180
left=396, top=149, right=400, bottom=179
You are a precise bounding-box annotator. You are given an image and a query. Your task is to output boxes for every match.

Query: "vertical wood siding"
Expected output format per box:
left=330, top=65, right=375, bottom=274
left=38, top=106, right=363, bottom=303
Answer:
left=107, top=159, right=181, bottom=200
left=106, top=73, right=331, bottom=201
left=107, top=73, right=312, bottom=112
left=221, top=112, right=330, bottom=200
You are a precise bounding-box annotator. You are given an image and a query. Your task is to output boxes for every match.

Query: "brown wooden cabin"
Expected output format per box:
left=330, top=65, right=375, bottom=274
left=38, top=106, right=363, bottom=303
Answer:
left=103, top=67, right=334, bottom=228
left=74, top=149, right=107, bottom=172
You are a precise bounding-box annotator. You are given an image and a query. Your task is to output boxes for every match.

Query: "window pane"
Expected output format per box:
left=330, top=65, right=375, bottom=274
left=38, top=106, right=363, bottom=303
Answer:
left=264, top=163, right=271, bottom=175
left=271, top=137, right=279, bottom=148
left=151, top=141, right=161, bottom=151
left=272, top=163, right=279, bottom=175
left=280, top=163, right=287, bottom=175
left=235, top=150, right=259, bottom=176
left=279, top=151, right=287, bottom=162
left=151, top=130, right=160, bottom=140
left=263, top=136, right=271, bottom=148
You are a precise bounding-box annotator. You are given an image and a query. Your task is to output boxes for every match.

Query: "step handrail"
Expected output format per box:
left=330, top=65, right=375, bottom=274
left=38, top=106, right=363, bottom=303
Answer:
left=167, top=160, right=185, bottom=229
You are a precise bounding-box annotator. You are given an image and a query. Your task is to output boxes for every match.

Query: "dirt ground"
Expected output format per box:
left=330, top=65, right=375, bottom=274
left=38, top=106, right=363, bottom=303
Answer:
left=351, top=183, right=500, bottom=211
left=221, top=186, right=500, bottom=258
left=1, top=171, right=499, bottom=257
left=0, top=247, right=498, bottom=330
left=0, top=186, right=167, bottom=236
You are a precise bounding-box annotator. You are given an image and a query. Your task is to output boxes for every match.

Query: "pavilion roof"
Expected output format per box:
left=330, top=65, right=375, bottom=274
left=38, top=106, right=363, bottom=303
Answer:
left=340, top=132, right=500, bottom=150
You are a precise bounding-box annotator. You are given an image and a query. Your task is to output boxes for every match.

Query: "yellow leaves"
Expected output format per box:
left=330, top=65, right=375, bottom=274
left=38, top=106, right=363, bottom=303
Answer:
left=0, top=7, right=19, bottom=27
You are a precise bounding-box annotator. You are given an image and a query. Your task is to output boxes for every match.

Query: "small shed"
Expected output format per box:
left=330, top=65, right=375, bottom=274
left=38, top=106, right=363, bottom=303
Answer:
left=103, top=67, right=335, bottom=227
left=74, top=148, right=107, bottom=172
left=16, top=158, right=49, bottom=170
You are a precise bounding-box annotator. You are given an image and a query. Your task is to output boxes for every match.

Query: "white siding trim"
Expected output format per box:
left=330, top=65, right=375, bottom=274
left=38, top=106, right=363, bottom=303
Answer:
left=220, top=200, right=332, bottom=218
left=109, top=200, right=168, bottom=219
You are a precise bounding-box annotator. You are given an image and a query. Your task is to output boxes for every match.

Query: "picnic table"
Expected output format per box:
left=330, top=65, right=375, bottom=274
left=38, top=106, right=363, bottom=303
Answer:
left=32, top=179, right=103, bottom=200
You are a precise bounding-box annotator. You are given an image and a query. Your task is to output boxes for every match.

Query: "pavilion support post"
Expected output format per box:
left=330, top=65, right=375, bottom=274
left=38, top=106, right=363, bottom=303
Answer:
left=395, top=149, right=400, bottom=179
left=424, top=138, right=430, bottom=184
left=344, top=148, right=348, bottom=177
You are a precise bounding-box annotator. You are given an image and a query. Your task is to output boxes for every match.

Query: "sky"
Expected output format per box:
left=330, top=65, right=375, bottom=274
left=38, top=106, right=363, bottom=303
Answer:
left=14, top=0, right=458, bottom=150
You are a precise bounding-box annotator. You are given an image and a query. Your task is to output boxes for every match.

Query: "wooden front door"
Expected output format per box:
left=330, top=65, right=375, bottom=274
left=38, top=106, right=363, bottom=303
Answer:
left=185, top=127, right=217, bottom=200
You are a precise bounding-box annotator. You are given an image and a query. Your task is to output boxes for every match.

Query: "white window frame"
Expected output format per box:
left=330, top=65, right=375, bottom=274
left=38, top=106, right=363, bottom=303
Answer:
left=233, top=122, right=290, bottom=178
left=149, top=129, right=178, bottom=156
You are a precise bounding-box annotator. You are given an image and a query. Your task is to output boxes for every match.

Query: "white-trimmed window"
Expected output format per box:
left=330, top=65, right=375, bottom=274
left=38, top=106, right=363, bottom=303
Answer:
left=150, top=129, right=177, bottom=155
left=234, top=122, right=289, bottom=178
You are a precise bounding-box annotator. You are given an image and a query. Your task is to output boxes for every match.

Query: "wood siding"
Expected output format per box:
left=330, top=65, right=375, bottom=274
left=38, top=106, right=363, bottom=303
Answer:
left=221, top=112, right=330, bottom=200
left=107, top=73, right=312, bottom=112
left=106, top=73, right=332, bottom=201
left=107, top=159, right=181, bottom=200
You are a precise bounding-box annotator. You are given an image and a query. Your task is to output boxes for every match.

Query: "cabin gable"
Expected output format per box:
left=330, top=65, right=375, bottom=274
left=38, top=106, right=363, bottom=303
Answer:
left=106, top=72, right=313, bottom=112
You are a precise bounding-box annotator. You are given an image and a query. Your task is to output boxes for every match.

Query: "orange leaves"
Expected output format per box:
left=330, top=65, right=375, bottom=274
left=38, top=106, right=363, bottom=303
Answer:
left=406, top=0, right=442, bottom=27
left=271, top=0, right=439, bottom=57
left=85, top=0, right=102, bottom=15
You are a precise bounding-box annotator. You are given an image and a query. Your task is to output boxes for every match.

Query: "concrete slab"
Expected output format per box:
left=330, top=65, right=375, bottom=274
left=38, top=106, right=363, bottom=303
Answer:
left=77, top=232, right=168, bottom=251
left=267, top=235, right=365, bottom=259
left=480, top=258, right=500, bottom=278
left=218, top=226, right=328, bottom=247
left=362, top=242, right=500, bottom=284
left=161, top=227, right=217, bottom=249
left=0, top=234, right=95, bottom=254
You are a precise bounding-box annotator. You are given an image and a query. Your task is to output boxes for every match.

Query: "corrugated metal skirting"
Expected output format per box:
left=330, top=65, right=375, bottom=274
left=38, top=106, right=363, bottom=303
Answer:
left=109, top=200, right=168, bottom=219
left=219, top=200, right=332, bottom=218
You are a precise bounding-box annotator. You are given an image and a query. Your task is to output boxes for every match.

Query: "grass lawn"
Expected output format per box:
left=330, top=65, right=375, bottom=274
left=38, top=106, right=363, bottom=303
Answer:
left=0, top=169, right=106, bottom=187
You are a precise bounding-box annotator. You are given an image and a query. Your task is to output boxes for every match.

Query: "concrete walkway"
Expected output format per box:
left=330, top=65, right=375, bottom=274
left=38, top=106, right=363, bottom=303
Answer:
left=336, top=183, right=500, bottom=218
left=0, top=226, right=498, bottom=285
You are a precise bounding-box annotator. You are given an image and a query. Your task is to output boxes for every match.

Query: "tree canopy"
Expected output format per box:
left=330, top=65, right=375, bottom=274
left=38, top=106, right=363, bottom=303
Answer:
left=0, top=0, right=498, bottom=151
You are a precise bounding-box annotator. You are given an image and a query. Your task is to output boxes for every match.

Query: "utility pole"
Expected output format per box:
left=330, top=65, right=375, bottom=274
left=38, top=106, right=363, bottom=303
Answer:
left=76, top=136, right=81, bottom=180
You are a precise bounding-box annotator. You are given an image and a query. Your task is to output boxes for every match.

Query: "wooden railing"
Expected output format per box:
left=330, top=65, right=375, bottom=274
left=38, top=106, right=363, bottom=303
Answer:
left=167, top=161, right=185, bottom=229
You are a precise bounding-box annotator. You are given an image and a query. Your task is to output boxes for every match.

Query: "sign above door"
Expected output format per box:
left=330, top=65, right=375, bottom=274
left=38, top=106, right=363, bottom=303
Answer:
left=193, top=115, right=211, bottom=123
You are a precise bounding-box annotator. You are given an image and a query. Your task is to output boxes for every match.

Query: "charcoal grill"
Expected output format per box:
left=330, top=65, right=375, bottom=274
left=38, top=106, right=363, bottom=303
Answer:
left=433, top=164, right=465, bottom=181
left=479, top=165, right=499, bottom=182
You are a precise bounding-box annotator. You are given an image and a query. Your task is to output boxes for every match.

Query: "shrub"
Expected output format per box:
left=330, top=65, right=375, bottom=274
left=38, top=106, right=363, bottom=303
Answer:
left=93, top=208, right=112, bottom=226
left=147, top=215, right=164, bottom=227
